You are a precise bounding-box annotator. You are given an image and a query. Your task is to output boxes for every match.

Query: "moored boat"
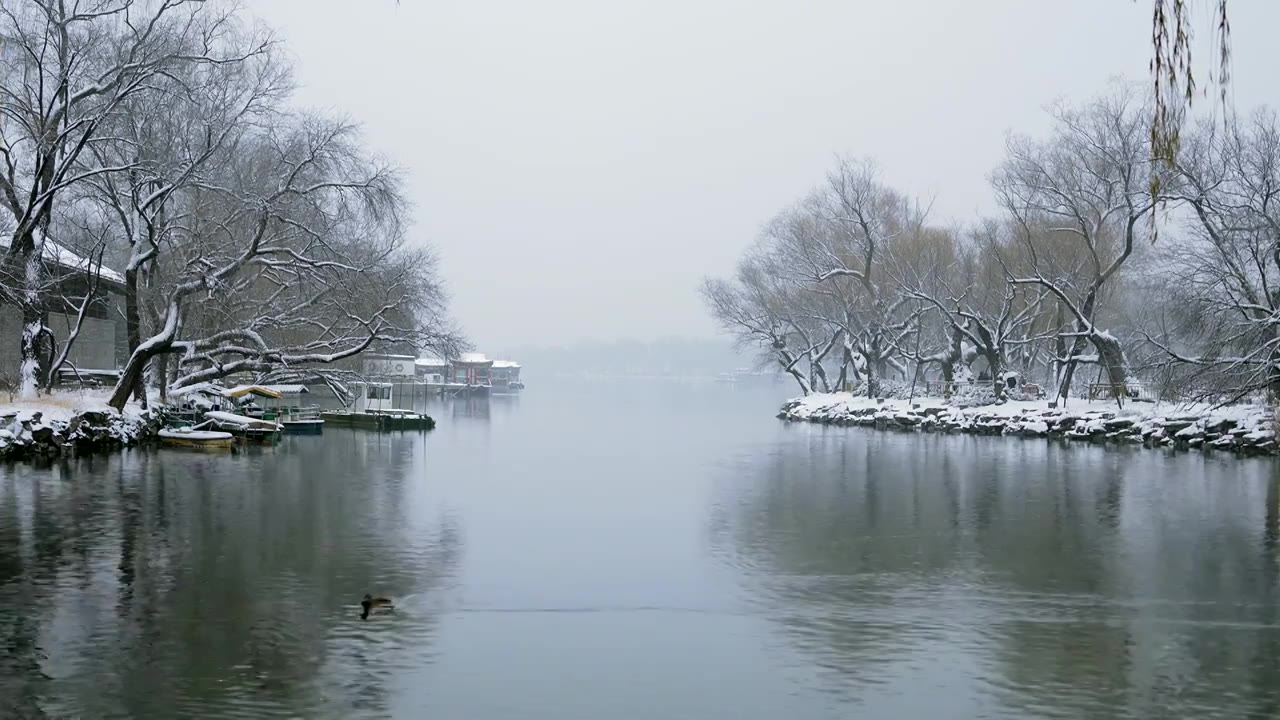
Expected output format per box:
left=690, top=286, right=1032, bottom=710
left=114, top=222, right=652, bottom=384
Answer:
left=280, top=416, right=324, bottom=434
left=158, top=427, right=235, bottom=450
left=322, top=382, right=435, bottom=431
left=319, top=408, right=435, bottom=431
left=204, top=410, right=284, bottom=444
left=274, top=403, right=324, bottom=434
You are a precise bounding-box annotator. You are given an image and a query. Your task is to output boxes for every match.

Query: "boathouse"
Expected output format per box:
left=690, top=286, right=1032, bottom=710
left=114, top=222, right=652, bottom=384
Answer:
left=451, top=353, right=494, bottom=387
left=491, top=360, right=522, bottom=389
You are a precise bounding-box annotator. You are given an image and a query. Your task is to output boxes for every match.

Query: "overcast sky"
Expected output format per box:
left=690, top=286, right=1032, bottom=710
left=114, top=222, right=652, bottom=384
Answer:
left=244, top=0, right=1278, bottom=350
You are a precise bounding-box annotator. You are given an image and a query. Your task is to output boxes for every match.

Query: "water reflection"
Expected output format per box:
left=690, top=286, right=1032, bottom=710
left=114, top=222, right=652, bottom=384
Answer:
left=715, top=428, right=1280, bottom=718
left=5, top=381, right=1280, bottom=718
left=0, top=432, right=461, bottom=718
left=448, top=395, right=492, bottom=421
left=423, top=391, right=522, bottom=425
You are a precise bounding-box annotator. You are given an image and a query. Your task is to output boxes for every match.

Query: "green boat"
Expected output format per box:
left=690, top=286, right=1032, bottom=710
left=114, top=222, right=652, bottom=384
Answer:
left=320, top=408, right=435, bottom=431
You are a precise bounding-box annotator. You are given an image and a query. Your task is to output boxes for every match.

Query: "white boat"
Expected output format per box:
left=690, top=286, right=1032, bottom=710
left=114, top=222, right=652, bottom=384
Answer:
left=280, top=406, right=325, bottom=434
left=280, top=418, right=324, bottom=433
left=159, top=427, right=234, bottom=449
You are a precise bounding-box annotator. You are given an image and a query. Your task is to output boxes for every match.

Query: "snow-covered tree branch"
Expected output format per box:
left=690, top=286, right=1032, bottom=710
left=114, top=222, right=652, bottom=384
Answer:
left=0, top=0, right=271, bottom=398
left=104, top=111, right=456, bottom=410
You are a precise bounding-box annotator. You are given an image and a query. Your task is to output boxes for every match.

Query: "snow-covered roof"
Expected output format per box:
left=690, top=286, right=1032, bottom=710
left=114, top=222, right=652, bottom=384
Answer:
left=492, top=360, right=521, bottom=369
left=0, top=237, right=125, bottom=284
left=458, top=352, right=488, bottom=363
left=222, top=385, right=282, bottom=399
left=259, top=384, right=309, bottom=395
left=365, top=353, right=416, bottom=361
left=415, top=357, right=448, bottom=367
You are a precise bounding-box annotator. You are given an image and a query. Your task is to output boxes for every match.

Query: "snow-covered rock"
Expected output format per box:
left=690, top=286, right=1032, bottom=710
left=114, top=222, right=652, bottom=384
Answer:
left=779, top=392, right=1276, bottom=456
left=0, top=394, right=164, bottom=460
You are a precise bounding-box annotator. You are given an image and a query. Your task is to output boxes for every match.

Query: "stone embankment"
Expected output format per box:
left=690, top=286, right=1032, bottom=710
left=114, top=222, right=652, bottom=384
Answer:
left=0, top=406, right=164, bottom=461
left=779, top=393, right=1277, bottom=456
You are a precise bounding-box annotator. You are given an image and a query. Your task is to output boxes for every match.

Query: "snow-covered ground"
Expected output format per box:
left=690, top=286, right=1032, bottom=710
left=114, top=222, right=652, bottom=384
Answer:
left=1, top=389, right=161, bottom=458
left=780, top=392, right=1276, bottom=455
left=3, top=388, right=137, bottom=421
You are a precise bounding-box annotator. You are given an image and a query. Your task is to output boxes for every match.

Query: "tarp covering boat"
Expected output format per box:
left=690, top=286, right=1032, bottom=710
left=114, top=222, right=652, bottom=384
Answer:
left=204, top=411, right=282, bottom=430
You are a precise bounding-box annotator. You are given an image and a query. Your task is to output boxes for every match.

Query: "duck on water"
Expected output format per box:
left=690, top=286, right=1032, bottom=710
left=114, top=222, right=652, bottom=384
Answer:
left=361, top=594, right=394, bottom=619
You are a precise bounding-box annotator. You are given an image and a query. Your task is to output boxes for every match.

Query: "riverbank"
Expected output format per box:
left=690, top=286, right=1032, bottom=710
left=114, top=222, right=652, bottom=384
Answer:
left=779, top=393, right=1277, bottom=455
left=1, top=391, right=164, bottom=461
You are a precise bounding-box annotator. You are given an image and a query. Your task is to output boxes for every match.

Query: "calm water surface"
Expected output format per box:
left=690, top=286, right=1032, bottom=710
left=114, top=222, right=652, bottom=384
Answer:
left=2, top=380, right=1279, bottom=718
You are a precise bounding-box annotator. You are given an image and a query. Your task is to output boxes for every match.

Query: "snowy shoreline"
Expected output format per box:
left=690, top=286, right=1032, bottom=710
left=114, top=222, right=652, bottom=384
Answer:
left=779, top=393, right=1278, bottom=456
left=1, top=392, right=164, bottom=461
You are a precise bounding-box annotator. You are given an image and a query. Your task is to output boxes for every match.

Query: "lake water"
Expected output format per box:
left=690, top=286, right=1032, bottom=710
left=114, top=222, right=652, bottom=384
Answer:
left=2, top=380, right=1279, bottom=719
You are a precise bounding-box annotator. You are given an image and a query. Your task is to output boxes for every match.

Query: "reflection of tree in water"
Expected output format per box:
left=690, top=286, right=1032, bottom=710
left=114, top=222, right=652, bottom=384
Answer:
left=0, top=432, right=462, bottom=717
left=966, top=445, right=1134, bottom=716
left=712, top=432, right=977, bottom=700
left=979, top=452, right=1280, bottom=718
left=714, top=431, right=1280, bottom=716
left=0, top=466, right=51, bottom=719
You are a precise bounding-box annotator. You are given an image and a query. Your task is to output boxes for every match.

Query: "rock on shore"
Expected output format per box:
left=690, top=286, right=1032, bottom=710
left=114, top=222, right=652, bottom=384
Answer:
left=778, top=393, right=1277, bottom=456
left=0, top=405, right=165, bottom=461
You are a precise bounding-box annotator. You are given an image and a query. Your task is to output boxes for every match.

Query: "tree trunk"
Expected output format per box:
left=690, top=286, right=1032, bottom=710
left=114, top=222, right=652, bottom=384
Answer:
left=1053, top=302, right=1068, bottom=392
left=109, top=356, right=149, bottom=410
left=124, top=267, right=147, bottom=403
left=812, top=351, right=832, bottom=393
left=865, top=338, right=881, bottom=398
left=1270, top=298, right=1280, bottom=403
left=17, top=302, right=43, bottom=400
left=1269, top=346, right=1280, bottom=404
left=12, top=240, right=46, bottom=400
left=1057, top=343, right=1084, bottom=402
left=845, top=347, right=863, bottom=390
left=836, top=344, right=851, bottom=392
left=988, top=351, right=1005, bottom=401
left=109, top=337, right=173, bottom=411
left=1093, top=332, right=1128, bottom=405
left=157, top=352, right=171, bottom=403
left=942, top=327, right=962, bottom=385
left=1060, top=293, right=1101, bottom=402
left=35, top=317, right=55, bottom=390
left=781, top=359, right=812, bottom=395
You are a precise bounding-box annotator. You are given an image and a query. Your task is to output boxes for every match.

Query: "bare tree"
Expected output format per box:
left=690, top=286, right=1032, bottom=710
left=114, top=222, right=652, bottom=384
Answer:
left=992, top=88, right=1159, bottom=403
left=701, top=249, right=834, bottom=395
left=1143, top=111, right=1280, bottom=401
left=104, top=113, right=445, bottom=410
left=0, top=0, right=262, bottom=398
left=902, top=224, right=1049, bottom=401
left=775, top=157, right=926, bottom=397
left=86, top=19, right=284, bottom=402
left=704, top=88, right=1280, bottom=407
